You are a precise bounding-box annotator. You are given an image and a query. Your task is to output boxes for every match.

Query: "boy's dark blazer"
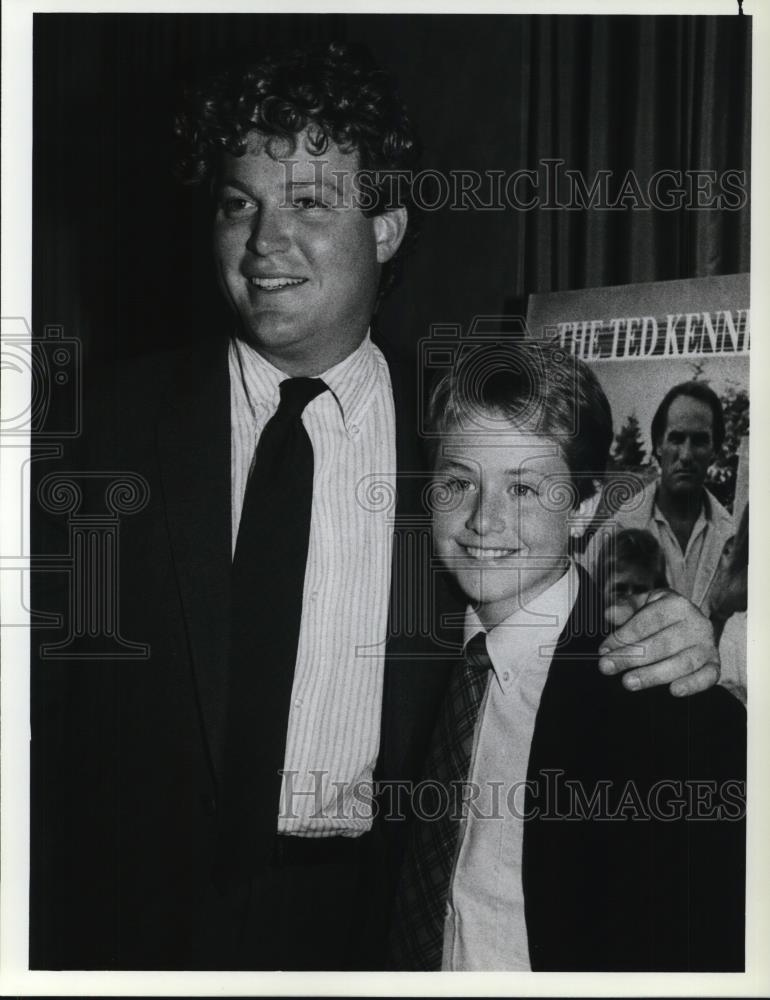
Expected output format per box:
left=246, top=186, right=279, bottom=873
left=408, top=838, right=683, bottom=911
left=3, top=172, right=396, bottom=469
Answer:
left=30, top=333, right=454, bottom=969
left=521, top=566, right=745, bottom=971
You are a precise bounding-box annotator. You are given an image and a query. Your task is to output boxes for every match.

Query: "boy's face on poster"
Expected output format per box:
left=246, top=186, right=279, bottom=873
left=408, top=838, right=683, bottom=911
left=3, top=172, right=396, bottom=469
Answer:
left=212, top=129, right=403, bottom=375
left=432, top=419, right=593, bottom=628
left=657, top=395, right=716, bottom=497
left=602, top=564, right=658, bottom=629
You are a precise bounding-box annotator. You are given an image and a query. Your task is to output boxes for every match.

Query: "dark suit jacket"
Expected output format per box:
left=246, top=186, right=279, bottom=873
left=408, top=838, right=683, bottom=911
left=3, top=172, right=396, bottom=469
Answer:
left=389, top=567, right=745, bottom=972
left=520, top=568, right=745, bottom=971
left=30, top=333, right=456, bottom=969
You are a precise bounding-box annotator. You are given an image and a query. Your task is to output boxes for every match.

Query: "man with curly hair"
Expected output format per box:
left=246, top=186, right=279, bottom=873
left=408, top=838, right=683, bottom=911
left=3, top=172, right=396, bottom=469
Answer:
left=31, top=40, right=723, bottom=972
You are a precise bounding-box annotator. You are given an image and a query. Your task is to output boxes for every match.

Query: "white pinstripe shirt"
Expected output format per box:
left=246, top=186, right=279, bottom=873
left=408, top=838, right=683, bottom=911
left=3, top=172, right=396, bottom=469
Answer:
left=229, top=334, right=396, bottom=836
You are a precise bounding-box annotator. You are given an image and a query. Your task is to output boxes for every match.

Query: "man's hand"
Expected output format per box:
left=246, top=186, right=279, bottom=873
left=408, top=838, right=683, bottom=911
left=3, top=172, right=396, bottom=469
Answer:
left=598, top=589, right=720, bottom=697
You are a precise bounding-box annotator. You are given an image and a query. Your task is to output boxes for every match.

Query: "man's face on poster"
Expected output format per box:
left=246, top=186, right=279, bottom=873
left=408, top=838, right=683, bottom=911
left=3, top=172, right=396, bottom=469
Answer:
left=656, top=395, right=716, bottom=498
left=212, top=128, right=405, bottom=375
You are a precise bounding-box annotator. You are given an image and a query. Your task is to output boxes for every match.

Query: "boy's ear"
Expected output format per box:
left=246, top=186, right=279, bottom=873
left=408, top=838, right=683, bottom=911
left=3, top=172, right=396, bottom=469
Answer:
left=569, top=483, right=602, bottom=539
left=373, top=207, right=408, bottom=264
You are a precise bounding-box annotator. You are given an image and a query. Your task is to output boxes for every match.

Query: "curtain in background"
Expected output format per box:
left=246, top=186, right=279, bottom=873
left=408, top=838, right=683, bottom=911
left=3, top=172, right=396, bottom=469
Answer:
left=517, top=15, right=751, bottom=296
left=32, top=13, right=750, bottom=360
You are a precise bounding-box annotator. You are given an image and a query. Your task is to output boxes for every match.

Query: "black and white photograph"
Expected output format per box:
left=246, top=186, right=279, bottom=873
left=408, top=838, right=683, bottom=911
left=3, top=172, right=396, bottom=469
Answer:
left=1, top=1, right=767, bottom=994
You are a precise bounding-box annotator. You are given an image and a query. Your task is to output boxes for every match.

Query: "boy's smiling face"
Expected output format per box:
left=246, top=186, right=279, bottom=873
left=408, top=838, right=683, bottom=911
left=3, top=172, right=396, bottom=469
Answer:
left=432, top=417, right=594, bottom=628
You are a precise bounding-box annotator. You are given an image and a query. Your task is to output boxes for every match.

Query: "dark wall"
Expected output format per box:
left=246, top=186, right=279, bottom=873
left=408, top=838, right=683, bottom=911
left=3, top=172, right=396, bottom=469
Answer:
left=33, top=13, right=750, bottom=363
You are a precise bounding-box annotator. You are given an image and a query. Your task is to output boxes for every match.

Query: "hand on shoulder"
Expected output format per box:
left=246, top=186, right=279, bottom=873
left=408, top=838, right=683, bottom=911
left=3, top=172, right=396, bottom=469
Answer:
left=597, top=589, right=720, bottom=698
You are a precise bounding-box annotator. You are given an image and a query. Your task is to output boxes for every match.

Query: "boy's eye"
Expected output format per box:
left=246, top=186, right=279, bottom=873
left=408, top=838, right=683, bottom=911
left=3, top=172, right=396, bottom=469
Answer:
left=445, top=476, right=476, bottom=494
left=509, top=483, right=536, bottom=498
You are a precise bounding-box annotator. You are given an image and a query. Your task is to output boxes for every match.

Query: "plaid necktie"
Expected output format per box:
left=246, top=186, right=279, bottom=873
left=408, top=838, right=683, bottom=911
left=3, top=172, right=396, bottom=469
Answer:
left=389, top=631, right=493, bottom=970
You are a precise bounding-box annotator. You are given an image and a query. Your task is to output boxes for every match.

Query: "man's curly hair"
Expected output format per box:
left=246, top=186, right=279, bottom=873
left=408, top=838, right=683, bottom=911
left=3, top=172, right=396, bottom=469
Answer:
left=174, top=41, right=422, bottom=301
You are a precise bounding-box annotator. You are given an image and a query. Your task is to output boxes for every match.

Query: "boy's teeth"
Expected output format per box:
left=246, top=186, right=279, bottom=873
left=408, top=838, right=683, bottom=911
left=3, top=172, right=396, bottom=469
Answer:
left=250, top=277, right=304, bottom=289
left=464, top=546, right=516, bottom=560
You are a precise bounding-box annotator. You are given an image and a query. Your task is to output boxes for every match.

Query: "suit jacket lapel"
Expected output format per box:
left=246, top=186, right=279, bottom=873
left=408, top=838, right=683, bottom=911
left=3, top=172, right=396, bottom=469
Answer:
left=157, top=336, right=232, bottom=783
left=375, top=337, right=457, bottom=785
left=527, top=565, right=609, bottom=769
left=523, top=566, right=616, bottom=969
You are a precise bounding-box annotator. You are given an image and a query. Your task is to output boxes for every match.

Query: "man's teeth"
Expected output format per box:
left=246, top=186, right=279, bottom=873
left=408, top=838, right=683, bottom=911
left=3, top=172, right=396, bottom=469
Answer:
left=463, top=546, right=517, bottom=560
left=250, top=277, right=305, bottom=289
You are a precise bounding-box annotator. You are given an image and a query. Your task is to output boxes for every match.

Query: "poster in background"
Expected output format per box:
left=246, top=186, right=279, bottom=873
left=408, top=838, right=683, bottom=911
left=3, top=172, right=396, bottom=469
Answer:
left=527, top=273, right=750, bottom=517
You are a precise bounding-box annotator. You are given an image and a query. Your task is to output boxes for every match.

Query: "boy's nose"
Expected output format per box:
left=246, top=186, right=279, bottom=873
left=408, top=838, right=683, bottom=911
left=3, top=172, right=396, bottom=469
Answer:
left=466, top=493, right=505, bottom=536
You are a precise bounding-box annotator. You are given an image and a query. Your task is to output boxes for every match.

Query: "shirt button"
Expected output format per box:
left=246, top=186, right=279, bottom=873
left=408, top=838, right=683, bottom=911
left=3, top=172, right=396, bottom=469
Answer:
left=294, top=698, right=303, bottom=708
left=350, top=424, right=360, bottom=436
left=310, top=591, right=318, bottom=602
left=502, top=670, right=511, bottom=683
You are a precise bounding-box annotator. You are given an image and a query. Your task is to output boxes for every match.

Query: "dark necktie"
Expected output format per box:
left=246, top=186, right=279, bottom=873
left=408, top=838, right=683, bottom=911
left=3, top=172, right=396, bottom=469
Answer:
left=216, top=376, right=328, bottom=884
left=389, top=632, right=493, bottom=969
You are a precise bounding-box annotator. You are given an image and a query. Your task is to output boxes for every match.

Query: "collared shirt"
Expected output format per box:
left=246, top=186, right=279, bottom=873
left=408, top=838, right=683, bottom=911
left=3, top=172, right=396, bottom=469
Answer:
left=580, top=480, right=734, bottom=614
left=229, top=333, right=396, bottom=836
left=650, top=498, right=709, bottom=603
left=442, top=565, right=579, bottom=971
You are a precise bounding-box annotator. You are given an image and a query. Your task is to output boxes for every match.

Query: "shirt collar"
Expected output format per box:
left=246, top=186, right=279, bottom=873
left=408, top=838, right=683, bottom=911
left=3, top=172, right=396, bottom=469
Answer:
left=463, top=563, right=579, bottom=692
left=229, top=336, right=283, bottom=421
left=318, top=331, right=382, bottom=433
left=229, top=332, right=380, bottom=433
left=652, top=492, right=711, bottom=539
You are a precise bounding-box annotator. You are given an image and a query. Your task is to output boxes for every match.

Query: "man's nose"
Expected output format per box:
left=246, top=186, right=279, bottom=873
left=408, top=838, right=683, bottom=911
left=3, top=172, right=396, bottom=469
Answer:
left=246, top=205, right=291, bottom=255
left=466, top=491, right=505, bottom=536
left=679, top=437, right=694, bottom=462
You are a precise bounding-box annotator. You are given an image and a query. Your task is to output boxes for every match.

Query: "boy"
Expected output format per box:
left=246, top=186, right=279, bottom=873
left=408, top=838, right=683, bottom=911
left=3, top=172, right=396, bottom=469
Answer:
left=596, top=528, right=669, bottom=630
left=390, top=340, right=745, bottom=972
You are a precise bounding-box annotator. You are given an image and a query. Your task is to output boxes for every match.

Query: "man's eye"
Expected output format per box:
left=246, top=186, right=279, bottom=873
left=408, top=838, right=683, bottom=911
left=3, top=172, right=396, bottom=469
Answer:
left=220, top=196, right=254, bottom=218
left=293, top=196, right=327, bottom=210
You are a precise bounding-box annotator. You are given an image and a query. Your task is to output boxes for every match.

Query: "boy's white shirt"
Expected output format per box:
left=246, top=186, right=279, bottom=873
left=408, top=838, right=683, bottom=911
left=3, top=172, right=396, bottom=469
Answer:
left=442, top=562, right=580, bottom=971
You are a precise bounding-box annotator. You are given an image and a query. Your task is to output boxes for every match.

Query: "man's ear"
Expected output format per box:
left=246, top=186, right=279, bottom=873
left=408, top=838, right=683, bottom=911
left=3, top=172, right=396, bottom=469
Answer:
left=373, top=207, right=408, bottom=264
left=569, top=483, right=602, bottom=539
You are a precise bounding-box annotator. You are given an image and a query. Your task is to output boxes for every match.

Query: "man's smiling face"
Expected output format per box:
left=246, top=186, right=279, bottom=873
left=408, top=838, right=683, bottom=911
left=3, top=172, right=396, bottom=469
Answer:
left=213, top=129, right=403, bottom=375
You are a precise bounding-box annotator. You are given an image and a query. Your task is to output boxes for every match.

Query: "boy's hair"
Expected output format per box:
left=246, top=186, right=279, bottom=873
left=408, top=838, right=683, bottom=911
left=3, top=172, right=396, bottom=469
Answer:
left=426, top=339, right=614, bottom=504
left=596, top=528, right=668, bottom=591
left=174, top=40, right=421, bottom=300
left=650, top=381, right=725, bottom=456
